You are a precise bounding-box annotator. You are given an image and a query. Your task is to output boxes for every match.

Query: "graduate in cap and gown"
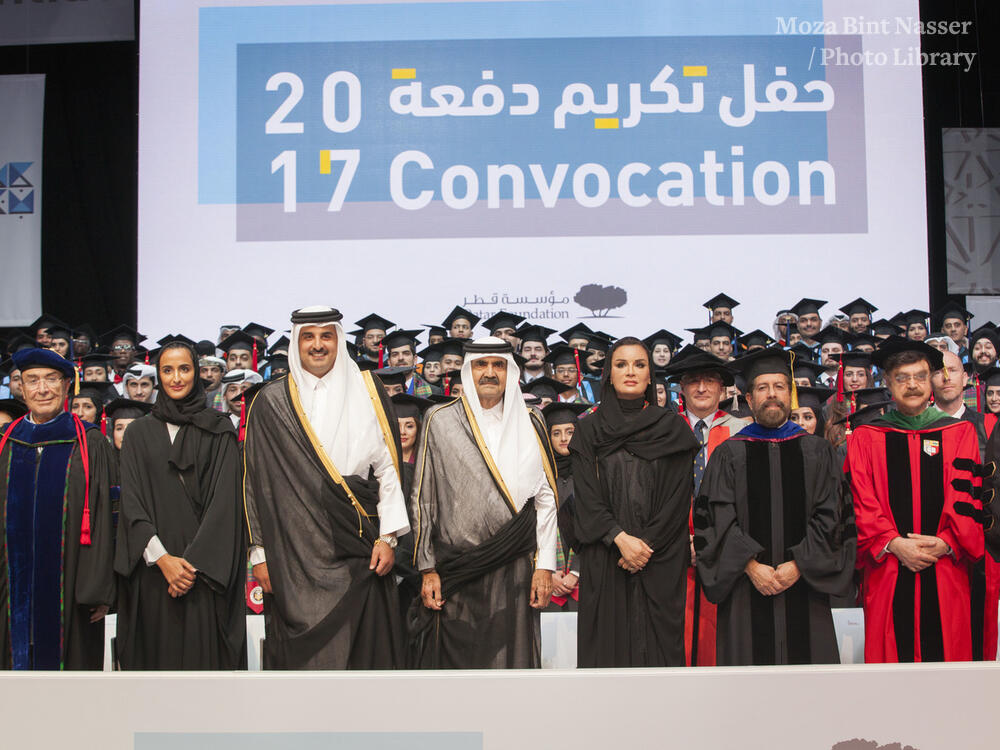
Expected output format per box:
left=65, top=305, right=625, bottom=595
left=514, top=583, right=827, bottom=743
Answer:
left=570, top=337, right=699, bottom=667
left=0, top=349, right=116, bottom=669
left=663, top=345, right=750, bottom=666
left=694, top=346, right=856, bottom=665
left=848, top=338, right=985, bottom=662
left=114, top=341, right=246, bottom=669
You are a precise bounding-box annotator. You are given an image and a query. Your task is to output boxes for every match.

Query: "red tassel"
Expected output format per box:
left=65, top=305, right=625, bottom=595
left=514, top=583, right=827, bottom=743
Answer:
left=573, top=349, right=582, bottom=387
left=73, top=415, right=92, bottom=546
left=850, top=392, right=856, bottom=415
left=444, top=374, right=451, bottom=396
left=238, top=395, right=247, bottom=442
left=977, top=374, right=982, bottom=413
left=252, top=341, right=259, bottom=372
left=144, top=351, right=149, bottom=365
left=100, top=413, right=107, bottom=436
left=835, top=361, right=844, bottom=402
left=678, top=395, right=684, bottom=412
left=378, top=341, right=384, bottom=368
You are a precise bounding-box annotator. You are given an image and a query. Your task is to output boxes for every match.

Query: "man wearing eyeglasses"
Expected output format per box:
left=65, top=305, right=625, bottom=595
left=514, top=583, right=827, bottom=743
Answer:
left=848, top=338, right=986, bottom=663
left=0, top=349, right=115, bottom=670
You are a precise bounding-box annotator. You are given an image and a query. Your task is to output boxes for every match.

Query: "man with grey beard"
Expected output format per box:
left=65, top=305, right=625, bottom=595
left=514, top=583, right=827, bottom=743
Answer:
left=694, top=346, right=855, bottom=665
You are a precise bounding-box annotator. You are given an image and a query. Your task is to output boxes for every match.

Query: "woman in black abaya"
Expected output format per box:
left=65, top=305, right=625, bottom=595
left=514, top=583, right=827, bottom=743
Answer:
left=115, top=341, right=246, bottom=669
left=569, top=337, right=699, bottom=667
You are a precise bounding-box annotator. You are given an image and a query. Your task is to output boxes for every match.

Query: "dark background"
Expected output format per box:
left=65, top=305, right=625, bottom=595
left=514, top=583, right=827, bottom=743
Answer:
left=0, top=0, right=997, bottom=339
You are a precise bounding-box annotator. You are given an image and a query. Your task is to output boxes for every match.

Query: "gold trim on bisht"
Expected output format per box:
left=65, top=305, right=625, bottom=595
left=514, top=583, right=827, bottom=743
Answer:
left=460, top=394, right=519, bottom=514
left=287, top=375, right=370, bottom=536
left=361, top=370, right=401, bottom=478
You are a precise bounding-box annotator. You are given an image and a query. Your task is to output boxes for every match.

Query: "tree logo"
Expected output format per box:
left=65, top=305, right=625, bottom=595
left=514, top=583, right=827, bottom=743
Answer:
left=573, top=284, right=627, bottom=318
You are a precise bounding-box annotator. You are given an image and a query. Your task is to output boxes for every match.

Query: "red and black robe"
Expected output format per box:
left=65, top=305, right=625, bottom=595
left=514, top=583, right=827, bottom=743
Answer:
left=848, top=416, right=984, bottom=662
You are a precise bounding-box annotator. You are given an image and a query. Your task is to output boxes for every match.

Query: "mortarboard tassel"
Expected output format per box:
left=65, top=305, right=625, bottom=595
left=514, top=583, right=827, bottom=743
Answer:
left=73, top=414, right=92, bottom=546
left=789, top=351, right=799, bottom=411
left=573, top=349, right=582, bottom=387
left=444, top=374, right=451, bottom=396
left=835, top=360, right=844, bottom=403
left=378, top=341, right=384, bottom=368
left=238, top=395, right=247, bottom=442
left=850, top=391, right=857, bottom=415
left=976, top=373, right=982, bottom=413
left=677, top=394, right=684, bottom=413
left=100, top=413, right=107, bottom=437
left=252, top=340, right=259, bottom=372
left=74, top=364, right=80, bottom=396
left=144, top=351, right=149, bottom=365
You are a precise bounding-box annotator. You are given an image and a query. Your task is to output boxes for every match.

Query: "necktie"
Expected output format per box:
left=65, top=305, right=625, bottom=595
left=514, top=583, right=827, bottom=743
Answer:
left=693, top=419, right=708, bottom=495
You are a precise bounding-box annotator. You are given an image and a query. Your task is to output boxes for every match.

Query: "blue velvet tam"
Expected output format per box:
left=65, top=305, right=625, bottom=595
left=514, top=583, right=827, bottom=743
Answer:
left=12, top=347, right=76, bottom=379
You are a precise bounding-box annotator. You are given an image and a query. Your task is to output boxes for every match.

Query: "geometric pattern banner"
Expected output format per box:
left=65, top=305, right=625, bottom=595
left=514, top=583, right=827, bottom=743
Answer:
left=0, top=74, right=44, bottom=326
left=944, top=127, right=1000, bottom=294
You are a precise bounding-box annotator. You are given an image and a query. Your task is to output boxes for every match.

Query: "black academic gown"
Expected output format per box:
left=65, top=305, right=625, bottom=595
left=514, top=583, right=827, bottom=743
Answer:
left=570, top=404, right=699, bottom=668
left=114, top=416, right=247, bottom=670
left=0, top=414, right=116, bottom=670
left=695, top=423, right=856, bottom=666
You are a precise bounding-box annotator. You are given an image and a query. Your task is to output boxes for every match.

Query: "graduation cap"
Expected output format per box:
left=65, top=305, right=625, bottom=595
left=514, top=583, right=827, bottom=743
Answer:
left=848, top=332, right=879, bottom=351
left=417, top=343, right=444, bottom=363
left=266, top=354, right=289, bottom=376
left=374, top=366, right=413, bottom=388
left=852, top=387, right=892, bottom=408
left=544, top=344, right=582, bottom=369
left=381, top=329, right=423, bottom=352
left=516, top=324, right=556, bottom=347
left=934, top=301, right=973, bottom=328
left=101, top=324, right=146, bottom=348
left=542, top=400, right=590, bottom=428
left=789, top=298, right=827, bottom=317
left=738, top=329, right=776, bottom=351
left=582, top=331, right=614, bottom=354
left=870, top=336, right=944, bottom=371
left=642, top=329, right=684, bottom=352
left=521, top=376, right=573, bottom=399
left=73, top=323, right=98, bottom=343
left=70, top=387, right=107, bottom=414
left=787, top=359, right=826, bottom=385
left=794, top=385, right=835, bottom=412
left=356, top=358, right=377, bottom=372
left=0, top=398, right=28, bottom=422
left=731, top=345, right=802, bottom=407
left=704, top=292, right=739, bottom=313
left=978, top=366, right=1000, bottom=388
left=662, top=345, right=736, bottom=386
left=355, top=313, right=395, bottom=334
left=813, top=325, right=852, bottom=348
left=156, top=334, right=197, bottom=349
left=427, top=393, right=456, bottom=404
left=267, top=335, right=290, bottom=356
left=969, top=324, right=1000, bottom=349
left=79, top=352, right=113, bottom=371
left=391, top=393, right=434, bottom=421
left=12, top=347, right=76, bottom=379
left=441, top=306, right=480, bottom=330
left=218, top=330, right=255, bottom=353
left=839, top=298, right=878, bottom=318
left=194, top=339, right=217, bottom=357
left=28, top=314, right=69, bottom=339
left=104, top=397, right=153, bottom=423
left=559, top=322, right=594, bottom=344
left=831, top=351, right=873, bottom=369
left=242, top=322, right=275, bottom=342
left=870, top=318, right=905, bottom=338
left=422, top=324, right=448, bottom=340
left=688, top=322, right=741, bottom=343
left=482, top=310, right=526, bottom=334
left=898, top=309, right=930, bottom=328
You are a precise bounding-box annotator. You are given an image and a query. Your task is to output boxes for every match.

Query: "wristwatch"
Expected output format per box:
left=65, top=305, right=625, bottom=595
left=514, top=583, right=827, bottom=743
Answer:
left=377, top=534, right=398, bottom=549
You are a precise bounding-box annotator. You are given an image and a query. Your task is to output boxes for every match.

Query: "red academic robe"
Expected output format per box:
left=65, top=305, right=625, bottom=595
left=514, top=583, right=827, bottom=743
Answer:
left=848, top=417, right=984, bottom=663
left=683, top=410, right=747, bottom=666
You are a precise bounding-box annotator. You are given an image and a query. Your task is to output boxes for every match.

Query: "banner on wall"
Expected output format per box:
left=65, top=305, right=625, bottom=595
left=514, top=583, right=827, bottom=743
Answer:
left=139, top=0, right=928, bottom=342
left=0, top=74, right=44, bottom=327
left=0, top=0, right=134, bottom=46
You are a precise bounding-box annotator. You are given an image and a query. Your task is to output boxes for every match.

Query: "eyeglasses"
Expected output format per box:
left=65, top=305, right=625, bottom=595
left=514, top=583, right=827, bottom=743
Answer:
left=554, top=366, right=578, bottom=376
left=111, top=344, right=134, bottom=352
left=22, top=374, right=66, bottom=390
left=893, top=372, right=930, bottom=385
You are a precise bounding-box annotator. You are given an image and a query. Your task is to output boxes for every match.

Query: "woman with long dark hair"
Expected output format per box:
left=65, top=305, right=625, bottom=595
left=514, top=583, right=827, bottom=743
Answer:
left=114, top=340, right=246, bottom=669
left=569, top=337, right=699, bottom=667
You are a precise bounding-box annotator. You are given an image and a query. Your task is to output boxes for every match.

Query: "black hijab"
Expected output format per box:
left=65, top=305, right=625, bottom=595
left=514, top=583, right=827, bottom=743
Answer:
left=152, top=343, right=232, bottom=436
left=585, top=338, right=698, bottom=461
